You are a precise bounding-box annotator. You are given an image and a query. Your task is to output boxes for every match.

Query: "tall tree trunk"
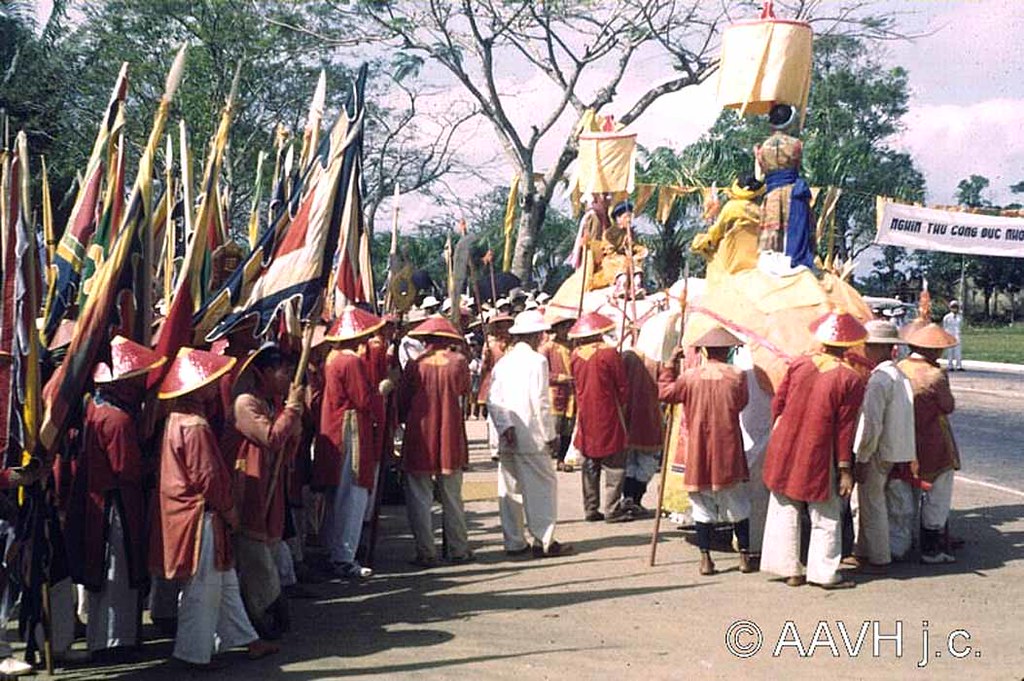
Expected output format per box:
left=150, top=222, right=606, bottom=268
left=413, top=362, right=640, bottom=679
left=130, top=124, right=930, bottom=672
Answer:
left=510, top=192, right=547, bottom=284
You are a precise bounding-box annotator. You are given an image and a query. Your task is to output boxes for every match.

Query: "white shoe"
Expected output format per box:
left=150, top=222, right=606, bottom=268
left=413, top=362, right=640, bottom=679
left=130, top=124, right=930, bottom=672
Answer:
left=0, top=657, right=34, bottom=677
left=920, top=552, right=956, bottom=565
left=334, top=561, right=374, bottom=579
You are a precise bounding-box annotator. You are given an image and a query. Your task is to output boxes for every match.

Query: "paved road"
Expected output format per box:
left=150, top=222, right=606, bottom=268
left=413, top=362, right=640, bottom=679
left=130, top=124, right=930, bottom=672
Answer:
left=33, top=368, right=1024, bottom=680
left=948, top=369, right=1024, bottom=491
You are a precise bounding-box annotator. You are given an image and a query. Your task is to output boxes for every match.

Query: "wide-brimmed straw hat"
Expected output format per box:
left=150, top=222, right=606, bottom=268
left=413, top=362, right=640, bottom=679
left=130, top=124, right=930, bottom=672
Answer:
left=509, top=310, right=551, bottom=336
left=93, top=335, right=166, bottom=384
left=568, top=312, right=616, bottom=340
left=809, top=309, right=868, bottom=347
left=906, top=323, right=958, bottom=349
left=692, top=326, right=743, bottom=348
left=326, top=306, right=385, bottom=343
left=158, top=347, right=236, bottom=400
left=864, top=319, right=905, bottom=345
left=408, top=315, right=463, bottom=340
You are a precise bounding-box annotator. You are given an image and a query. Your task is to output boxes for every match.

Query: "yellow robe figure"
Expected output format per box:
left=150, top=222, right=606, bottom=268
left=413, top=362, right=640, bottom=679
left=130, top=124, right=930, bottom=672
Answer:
left=691, top=181, right=765, bottom=284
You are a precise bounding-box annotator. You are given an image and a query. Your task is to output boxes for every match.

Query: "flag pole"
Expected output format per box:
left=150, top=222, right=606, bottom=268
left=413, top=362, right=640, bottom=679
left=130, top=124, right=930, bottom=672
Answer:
left=649, top=259, right=688, bottom=567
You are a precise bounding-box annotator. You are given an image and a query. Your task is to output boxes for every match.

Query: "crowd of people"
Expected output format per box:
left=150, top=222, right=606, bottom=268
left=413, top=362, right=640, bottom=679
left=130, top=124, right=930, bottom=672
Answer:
left=0, top=286, right=965, bottom=675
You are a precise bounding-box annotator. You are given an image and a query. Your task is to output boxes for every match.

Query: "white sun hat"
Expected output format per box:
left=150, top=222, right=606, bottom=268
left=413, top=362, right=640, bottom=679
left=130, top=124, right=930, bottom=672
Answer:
left=508, top=309, right=552, bottom=335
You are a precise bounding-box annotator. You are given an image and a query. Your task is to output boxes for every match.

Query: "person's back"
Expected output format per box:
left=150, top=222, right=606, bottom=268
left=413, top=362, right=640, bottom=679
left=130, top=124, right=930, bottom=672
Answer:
left=401, top=346, right=470, bottom=475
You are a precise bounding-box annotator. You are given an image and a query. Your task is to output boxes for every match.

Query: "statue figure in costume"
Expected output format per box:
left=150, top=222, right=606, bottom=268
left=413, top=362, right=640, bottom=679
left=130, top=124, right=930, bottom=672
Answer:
left=588, top=200, right=648, bottom=297
left=756, top=103, right=816, bottom=270
left=691, top=176, right=765, bottom=283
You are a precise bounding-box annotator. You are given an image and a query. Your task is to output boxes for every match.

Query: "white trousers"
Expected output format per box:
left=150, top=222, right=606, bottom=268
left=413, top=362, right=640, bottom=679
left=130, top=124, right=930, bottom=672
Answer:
left=323, top=448, right=371, bottom=565
left=886, top=479, right=917, bottom=559
left=761, top=492, right=842, bottom=586
left=946, top=344, right=962, bottom=369
left=498, top=452, right=558, bottom=552
left=173, top=514, right=258, bottom=665
left=852, top=457, right=894, bottom=565
left=922, top=470, right=954, bottom=531
left=87, top=504, right=139, bottom=652
left=405, top=472, right=469, bottom=560
left=689, top=485, right=751, bottom=524
left=273, top=540, right=296, bottom=587
left=625, top=450, right=659, bottom=483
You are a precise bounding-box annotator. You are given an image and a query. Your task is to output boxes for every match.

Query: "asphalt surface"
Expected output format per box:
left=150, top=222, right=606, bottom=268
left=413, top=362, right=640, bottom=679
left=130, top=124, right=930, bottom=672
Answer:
left=948, top=368, right=1024, bottom=492
left=23, top=367, right=1024, bottom=680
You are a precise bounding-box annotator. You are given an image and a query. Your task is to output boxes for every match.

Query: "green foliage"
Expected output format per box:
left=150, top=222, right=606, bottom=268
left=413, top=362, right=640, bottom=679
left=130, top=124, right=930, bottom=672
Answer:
left=961, top=325, right=1024, bottom=363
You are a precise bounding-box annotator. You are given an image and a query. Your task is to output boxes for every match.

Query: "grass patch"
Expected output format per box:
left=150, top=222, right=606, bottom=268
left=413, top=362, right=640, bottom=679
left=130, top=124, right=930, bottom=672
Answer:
left=961, top=325, right=1024, bottom=364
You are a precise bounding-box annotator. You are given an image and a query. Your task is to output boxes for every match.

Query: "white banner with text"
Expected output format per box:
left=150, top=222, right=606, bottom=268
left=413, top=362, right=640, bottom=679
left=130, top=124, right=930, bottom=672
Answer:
left=875, top=198, right=1024, bottom=258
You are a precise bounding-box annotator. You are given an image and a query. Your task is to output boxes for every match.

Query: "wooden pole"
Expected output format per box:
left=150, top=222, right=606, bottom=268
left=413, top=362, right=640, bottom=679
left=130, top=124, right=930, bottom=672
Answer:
left=649, top=260, right=689, bottom=567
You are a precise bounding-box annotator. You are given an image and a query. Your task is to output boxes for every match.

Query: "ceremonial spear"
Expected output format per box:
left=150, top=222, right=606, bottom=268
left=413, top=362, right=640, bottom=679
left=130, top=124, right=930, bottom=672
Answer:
left=649, top=259, right=688, bottom=567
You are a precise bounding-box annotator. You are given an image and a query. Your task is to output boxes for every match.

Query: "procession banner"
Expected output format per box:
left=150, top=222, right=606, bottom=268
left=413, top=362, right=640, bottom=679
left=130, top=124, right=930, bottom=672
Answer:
left=876, top=198, right=1024, bottom=258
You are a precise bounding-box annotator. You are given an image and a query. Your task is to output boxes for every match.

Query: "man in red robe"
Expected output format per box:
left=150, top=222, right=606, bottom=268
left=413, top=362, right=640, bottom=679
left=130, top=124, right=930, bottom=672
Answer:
left=621, top=348, right=664, bottom=516
left=761, top=311, right=867, bottom=589
left=480, top=314, right=513, bottom=461
left=399, top=316, right=472, bottom=566
left=156, top=347, right=277, bottom=668
left=228, top=344, right=303, bottom=638
left=569, top=312, right=629, bottom=523
left=899, top=323, right=960, bottom=564
left=73, top=337, right=163, bottom=656
left=540, top=316, right=576, bottom=472
left=659, top=328, right=752, bottom=576
left=312, top=307, right=386, bottom=579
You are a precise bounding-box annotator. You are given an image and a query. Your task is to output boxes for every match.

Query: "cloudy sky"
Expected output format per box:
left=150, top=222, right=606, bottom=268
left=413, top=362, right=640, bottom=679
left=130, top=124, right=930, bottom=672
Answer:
left=34, top=0, right=1024, bottom=208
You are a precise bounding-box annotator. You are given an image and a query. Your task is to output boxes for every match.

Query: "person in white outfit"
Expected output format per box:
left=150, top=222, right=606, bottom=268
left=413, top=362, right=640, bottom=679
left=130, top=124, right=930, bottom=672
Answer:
left=942, top=300, right=963, bottom=370
left=849, top=320, right=917, bottom=573
left=487, top=310, right=574, bottom=558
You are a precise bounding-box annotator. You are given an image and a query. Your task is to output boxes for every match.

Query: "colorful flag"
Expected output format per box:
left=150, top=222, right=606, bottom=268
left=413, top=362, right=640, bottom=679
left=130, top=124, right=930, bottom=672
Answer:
left=150, top=68, right=239, bottom=381
left=205, top=65, right=368, bottom=340
left=40, top=64, right=129, bottom=347
left=40, top=46, right=186, bottom=453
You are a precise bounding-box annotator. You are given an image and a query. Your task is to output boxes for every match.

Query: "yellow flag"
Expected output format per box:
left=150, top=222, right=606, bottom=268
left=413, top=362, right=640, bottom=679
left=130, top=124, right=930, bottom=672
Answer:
left=502, top=174, right=520, bottom=272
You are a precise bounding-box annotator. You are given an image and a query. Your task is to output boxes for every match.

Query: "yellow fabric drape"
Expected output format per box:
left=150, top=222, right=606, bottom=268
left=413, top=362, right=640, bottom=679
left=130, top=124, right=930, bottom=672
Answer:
left=633, top=183, right=656, bottom=216
left=502, top=174, right=520, bottom=272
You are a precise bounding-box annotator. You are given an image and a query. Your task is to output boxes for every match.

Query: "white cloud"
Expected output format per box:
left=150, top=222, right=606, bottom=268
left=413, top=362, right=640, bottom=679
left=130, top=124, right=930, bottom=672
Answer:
left=895, top=98, right=1024, bottom=205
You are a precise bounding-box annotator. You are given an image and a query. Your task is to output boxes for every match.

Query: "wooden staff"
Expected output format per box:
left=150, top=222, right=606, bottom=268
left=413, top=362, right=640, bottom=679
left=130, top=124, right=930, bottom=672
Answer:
left=649, top=259, right=689, bottom=567
left=365, top=312, right=402, bottom=568
left=575, top=240, right=590, bottom=320
left=263, top=321, right=316, bottom=518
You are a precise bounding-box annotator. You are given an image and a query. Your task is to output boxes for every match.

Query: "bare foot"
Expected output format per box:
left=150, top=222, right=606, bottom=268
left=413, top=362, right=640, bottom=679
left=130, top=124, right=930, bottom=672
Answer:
left=248, top=639, right=280, bottom=660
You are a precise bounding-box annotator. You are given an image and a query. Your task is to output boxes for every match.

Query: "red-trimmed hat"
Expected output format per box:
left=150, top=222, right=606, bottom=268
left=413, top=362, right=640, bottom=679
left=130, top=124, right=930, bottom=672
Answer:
left=94, top=335, right=166, bottom=384
left=48, top=319, right=76, bottom=352
left=489, top=313, right=515, bottom=326
left=568, top=311, right=616, bottom=340
left=809, top=309, right=868, bottom=347
left=905, top=323, right=958, bottom=349
left=326, top=306, right=385, bottom=343
left=157, top=347, right=237, bottom=400
left=408, top=315, right=463, bottom=340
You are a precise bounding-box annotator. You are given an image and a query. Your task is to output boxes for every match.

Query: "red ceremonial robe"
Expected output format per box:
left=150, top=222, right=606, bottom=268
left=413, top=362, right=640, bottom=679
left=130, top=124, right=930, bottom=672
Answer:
left=541, top=339, right=575, bottom=417
left=229, top=392, right=302, bottom=542
left=570, top=340, right=628, bottom=458
left=399, top=347, right=470, bottom=475
left=70, top=398, right=146, bottom=591
left=898, top=355, right=959, bottom=482
left=153, top=406, right=236, bottom=580
left=313, top=349, right=383, bottom=489
left=361, top=335, right=389, bottom=388
left=623, top=351, right=663, bottom=451
left=762, top=353, right=866, bottom=503
left=658, top=359, right=749, bottom=491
